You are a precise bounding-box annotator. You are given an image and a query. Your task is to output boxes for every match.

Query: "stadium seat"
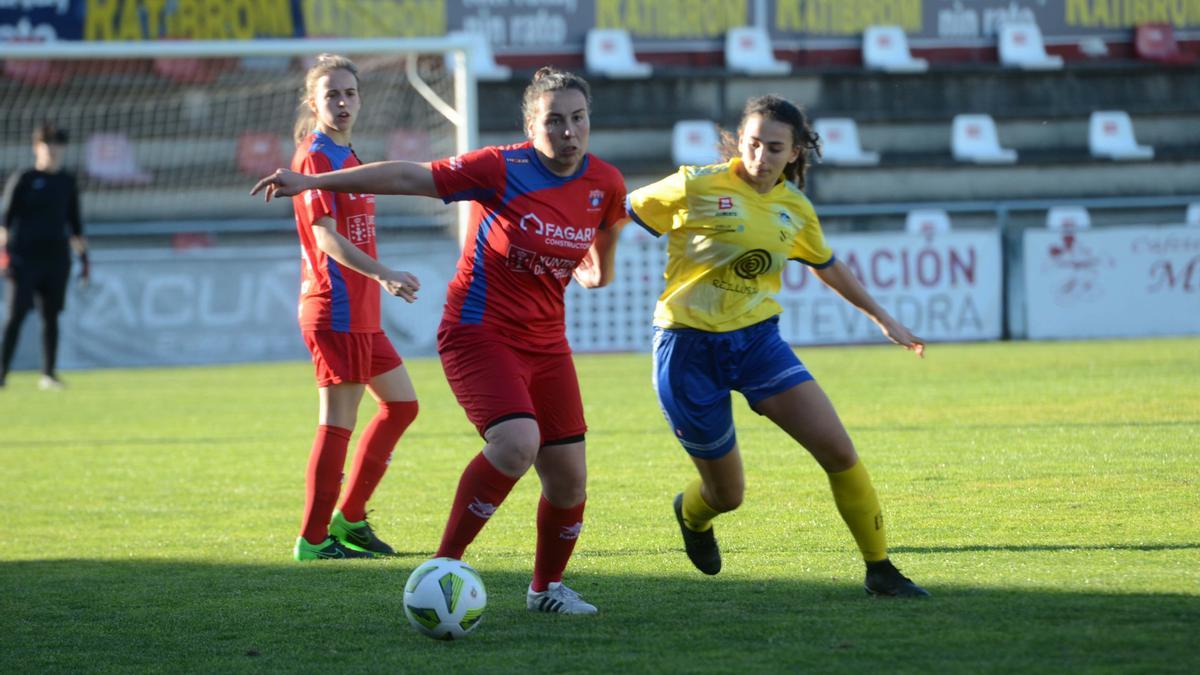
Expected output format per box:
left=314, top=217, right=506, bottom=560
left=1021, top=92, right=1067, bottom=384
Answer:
left=445, top=31, right=511, bottom=82
left=998, top=21, right=1064, bottom=70
left=386, top=128, right=433, bottom=162
left=813, top=118, right=880, bottom=166
left=862, top=26, right=929, bottom=73
left=1185, top=202, right=1200, bottom=227
left=1088, top=111, right=1154, bottom=161
left=153, top=57, right=214, bottom=84
left=905, top=209, right=951, bottom=236
left=236, top=132, right=284, bottom=177
left=1135, top=23, right=1196, bottom=65
left=671, top=120, right=722, bottom=167
left=585, top=29, right=652, bottom=79
left=2, top=58, right=65, bottom=85
left=85, top=133, right=151, bottom=185
left=725, top=27, right=791, bottom=75
left=1046, top=205, right=1091, bottom=231
left=951, top=114, right=1017, bottom=164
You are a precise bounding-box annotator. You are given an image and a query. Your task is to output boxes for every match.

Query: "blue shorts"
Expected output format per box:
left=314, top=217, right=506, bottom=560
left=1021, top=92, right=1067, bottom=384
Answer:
left=652, top=316, right=814, bottom=460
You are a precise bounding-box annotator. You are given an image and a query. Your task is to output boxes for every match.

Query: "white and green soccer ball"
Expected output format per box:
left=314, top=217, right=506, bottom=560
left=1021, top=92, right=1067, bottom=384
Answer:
left=403, top=557, right=487, bottom=640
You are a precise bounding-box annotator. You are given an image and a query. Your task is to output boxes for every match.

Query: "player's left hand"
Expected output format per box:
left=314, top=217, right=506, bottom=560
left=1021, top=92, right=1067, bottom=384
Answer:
left=882, top=319, right=926, bottom=358
left=250, top=169, right=310, bottom=202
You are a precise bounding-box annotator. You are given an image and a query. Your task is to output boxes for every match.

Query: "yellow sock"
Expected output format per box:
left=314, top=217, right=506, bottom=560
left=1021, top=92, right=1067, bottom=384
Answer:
left=827, top=460, right=888, bottom=562
left=681, top=479, right=721, bottom=532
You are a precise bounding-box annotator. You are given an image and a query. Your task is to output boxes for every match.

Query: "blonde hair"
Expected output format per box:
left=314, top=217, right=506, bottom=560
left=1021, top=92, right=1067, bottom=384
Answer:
left=293, top=53, right=360, bottom=145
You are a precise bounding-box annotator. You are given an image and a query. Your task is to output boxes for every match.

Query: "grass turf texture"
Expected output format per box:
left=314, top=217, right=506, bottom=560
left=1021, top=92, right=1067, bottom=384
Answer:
left=1, top=338, right=1197, bottom=673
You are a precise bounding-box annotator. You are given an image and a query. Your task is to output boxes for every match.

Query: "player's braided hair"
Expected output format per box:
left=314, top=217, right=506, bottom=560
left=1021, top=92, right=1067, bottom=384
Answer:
left=719, top=94, right=820, bottom=190
left=293, top=53, right=360, bottom=145
left=521, top=66, right=592, bottom=130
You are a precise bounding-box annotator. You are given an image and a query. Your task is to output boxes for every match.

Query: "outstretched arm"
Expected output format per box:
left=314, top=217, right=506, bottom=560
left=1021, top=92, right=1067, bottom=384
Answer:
left=812, top=259, right=925, bottom=357
left=573, top=218, right=628, bottom=289
left=251, top=161, right=438, bottom=202
left=311, top=216, right=421, bottom=303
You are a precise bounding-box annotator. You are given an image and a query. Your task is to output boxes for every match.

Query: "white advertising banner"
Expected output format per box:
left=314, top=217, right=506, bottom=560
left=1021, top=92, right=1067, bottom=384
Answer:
left=1024, top=225, right=1200, bottom=340
left=0, top=241, right=458, bottom=371
left=566, top=228, right=1004, bottom=352
left=776, top=230, right=1004, bottom=345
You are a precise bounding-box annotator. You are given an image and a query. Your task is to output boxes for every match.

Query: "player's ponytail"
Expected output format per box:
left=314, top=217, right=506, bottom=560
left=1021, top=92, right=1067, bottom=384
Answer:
left=720, top=94, right=820, bottom=190
left=521, top=67, right=592, bottom=130
left=294, top=54, right=360, bottom=145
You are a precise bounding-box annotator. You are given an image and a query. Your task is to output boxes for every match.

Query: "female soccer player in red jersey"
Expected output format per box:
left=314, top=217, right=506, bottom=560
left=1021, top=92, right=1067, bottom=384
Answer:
left=626, top=95, right=929, bottom=597
left=254, top=67, right=628, bottom=612
left=287, top=54, right=422, bottom=561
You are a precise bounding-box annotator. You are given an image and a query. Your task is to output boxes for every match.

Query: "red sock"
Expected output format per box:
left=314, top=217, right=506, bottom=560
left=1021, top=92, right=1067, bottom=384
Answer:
left=435, top=452, right=518, bottom=559
left=531, top=495, right=586, bottom=592
left=300, top=424, right=352, bottom=545
left=338, top=400, right=418, bottom=522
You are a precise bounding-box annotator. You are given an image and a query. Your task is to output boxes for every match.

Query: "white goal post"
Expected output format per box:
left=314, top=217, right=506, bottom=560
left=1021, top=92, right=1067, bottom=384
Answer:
left=0, top=37, right=479, bottom=241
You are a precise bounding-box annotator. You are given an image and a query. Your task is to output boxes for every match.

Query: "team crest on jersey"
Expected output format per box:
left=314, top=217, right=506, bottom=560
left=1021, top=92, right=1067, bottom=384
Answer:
left=778, top=210, right=792, bottom=224
left=718, top=196, right=733, bottom=210
left=449, top=155, right=464, bottom=170
left=588, top=189, right=604, bottom=210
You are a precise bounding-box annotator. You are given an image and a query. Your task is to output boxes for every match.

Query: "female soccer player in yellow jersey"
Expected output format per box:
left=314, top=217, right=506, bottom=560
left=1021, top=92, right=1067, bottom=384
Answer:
left=625, top=95, right=929, bottom=597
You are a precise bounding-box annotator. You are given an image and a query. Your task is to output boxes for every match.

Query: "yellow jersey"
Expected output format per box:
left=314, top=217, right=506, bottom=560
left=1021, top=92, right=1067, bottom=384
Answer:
left=626, top=158, right=835, bottom=332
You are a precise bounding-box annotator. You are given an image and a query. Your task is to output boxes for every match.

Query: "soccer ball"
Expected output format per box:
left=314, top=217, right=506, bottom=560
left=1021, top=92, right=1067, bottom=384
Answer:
left=403, top=557, right=487, bottom=640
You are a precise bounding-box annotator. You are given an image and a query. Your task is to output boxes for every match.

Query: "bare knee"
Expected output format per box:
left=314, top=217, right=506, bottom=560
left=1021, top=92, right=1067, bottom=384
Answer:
left=484, top=419, right=541, bottom=476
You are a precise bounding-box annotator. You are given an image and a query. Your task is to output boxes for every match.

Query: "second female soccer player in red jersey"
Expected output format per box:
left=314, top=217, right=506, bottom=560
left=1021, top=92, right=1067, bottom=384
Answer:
left=287, top=54, right=423, bottom=561
left=254, top=67, right=628, bottom=612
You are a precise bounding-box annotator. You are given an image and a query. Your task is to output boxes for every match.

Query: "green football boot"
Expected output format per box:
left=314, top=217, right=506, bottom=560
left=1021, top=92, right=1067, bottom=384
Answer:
left=329, top=509, right=396, bottom=556
left=293, top=536, right=373, bottom=561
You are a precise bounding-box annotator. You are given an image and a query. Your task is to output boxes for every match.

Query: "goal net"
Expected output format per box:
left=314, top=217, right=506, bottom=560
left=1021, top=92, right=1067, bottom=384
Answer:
left=0, top=37, right=477, bottom=233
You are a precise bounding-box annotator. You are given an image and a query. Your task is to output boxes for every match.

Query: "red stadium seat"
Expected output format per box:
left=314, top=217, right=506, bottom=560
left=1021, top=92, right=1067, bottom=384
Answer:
left=386, top=129, right=433, bottom=162
left=236, top=132, right=284, bottom=176
left=153, top=57, right=216, bottom=84
left=1135, top=23, right=1196, bottom=65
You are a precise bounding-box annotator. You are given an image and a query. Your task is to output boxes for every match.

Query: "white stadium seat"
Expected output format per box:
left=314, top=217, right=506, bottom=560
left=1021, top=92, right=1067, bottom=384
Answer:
left=1046, top=205, right=1091, bottom=231
left=445, top=31, right=511, bottom=82
left=1185, top=202, right=1200, bottom=227
left=671, top=120, right=722, bottom=167
left=586, top=29, right=652, bottom=79
left=725, top=26, right=791, bottom=75
left=998, top=21, right=1064, bottom=70
left=1088, top=111, right=1154, bottom=161
left=862, top=26, right=929, bottom=73
left=813, top=118, right=880, bottom=166
left=905, top=209, right=952, bottom=236
left=951, top=114, right=1018, bottom=164
left=85, top=132, right=151, bottom=185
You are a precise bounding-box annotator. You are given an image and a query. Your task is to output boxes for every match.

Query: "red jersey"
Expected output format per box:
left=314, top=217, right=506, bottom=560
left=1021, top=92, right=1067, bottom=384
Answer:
left=291, top=131, right=380, bottom=333
left=431, top=142, right=627, bottom=350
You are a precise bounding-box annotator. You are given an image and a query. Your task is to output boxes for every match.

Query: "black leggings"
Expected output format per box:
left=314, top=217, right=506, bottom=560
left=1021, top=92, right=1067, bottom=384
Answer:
left=1, top=258, right=70, bottom=377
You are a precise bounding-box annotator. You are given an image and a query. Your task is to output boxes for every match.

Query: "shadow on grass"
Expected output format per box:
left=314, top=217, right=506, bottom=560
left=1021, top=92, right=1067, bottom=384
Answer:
left=1, top=559, right=1197, bottom=674
left=893, top=543, right=1200, bottom=553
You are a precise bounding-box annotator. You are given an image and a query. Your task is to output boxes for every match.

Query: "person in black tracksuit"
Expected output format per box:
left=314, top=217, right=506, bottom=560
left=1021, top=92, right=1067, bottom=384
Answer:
left=0, top=123, right=89, bottom=389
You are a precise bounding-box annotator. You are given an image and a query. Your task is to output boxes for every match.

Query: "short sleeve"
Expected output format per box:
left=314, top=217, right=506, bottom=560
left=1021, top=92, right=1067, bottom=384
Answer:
left=430, top=146, right=505, bottom=204
left=625, top=166, right=687, bottom=237
left=600, top=169, right=628, bottom=230
left=788, top=201, right=835, bottom=268
left=294, top=153, right=336, bottom=225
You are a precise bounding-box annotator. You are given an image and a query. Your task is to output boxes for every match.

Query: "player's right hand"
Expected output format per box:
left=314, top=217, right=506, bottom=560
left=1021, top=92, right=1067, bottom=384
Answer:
left=250, top=169, right=310, bottom=202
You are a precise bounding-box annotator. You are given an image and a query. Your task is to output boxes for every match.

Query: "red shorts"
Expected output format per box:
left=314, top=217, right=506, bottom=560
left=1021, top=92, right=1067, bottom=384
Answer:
left=437, top=323, right=586, bottom=444
left=303, top=330, right=403, bottom=387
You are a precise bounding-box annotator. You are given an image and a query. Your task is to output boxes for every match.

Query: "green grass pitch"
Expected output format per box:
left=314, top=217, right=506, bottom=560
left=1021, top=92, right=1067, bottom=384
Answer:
left=1, top=338, right=1197, bottom=672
